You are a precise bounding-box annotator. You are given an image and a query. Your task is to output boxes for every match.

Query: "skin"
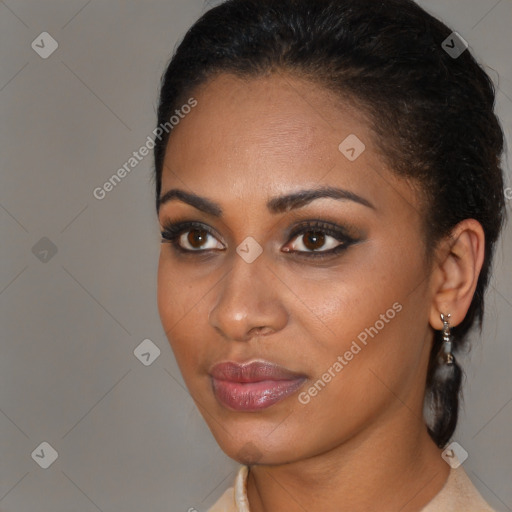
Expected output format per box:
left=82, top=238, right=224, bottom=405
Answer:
left=156, top=72, right=485, bottom=511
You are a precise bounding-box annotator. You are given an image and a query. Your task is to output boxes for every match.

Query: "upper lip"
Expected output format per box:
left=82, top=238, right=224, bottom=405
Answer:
left=209, top=360, right=306, bottom=383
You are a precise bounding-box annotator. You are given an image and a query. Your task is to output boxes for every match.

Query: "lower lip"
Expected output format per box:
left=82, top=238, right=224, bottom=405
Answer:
left=211, top=377, right=306, bottom=411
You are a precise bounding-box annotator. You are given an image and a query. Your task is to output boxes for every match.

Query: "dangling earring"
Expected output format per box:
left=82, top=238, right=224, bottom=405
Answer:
left=440, top=313, right=454, bottom=365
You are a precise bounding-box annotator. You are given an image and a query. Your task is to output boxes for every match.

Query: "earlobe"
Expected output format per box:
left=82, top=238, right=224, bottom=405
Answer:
left=429, top=219, right=485, bottom=330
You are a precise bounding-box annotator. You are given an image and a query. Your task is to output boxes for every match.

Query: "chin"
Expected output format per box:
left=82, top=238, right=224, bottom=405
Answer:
left=213, top=429, right=302, bottom=466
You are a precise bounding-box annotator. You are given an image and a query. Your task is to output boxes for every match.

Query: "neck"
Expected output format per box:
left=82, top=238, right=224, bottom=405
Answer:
left=246, top=408, right=450, bottom=512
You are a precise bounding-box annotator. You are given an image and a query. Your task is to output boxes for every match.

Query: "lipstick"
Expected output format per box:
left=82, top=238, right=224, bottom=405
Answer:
left=209, top=360, right=307, bottom=411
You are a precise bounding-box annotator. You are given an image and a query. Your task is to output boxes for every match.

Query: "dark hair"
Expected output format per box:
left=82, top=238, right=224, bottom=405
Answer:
left=153, top=0, right=506, bottom=448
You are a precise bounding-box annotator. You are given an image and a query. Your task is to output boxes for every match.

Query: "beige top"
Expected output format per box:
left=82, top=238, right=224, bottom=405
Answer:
left=208, top=464, right=496, bottom=512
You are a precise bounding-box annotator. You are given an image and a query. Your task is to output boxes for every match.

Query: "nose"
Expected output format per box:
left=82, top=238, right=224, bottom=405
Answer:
left=208, top=254, right=289, bottom=342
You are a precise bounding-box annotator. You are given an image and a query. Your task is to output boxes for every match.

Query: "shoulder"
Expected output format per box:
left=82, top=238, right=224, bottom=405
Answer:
left=207, top=465, right=249, bottom=512
left=421, top=465, right=497, bottom=512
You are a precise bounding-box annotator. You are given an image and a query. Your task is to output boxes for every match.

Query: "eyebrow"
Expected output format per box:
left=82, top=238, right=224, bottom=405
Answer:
left=157, top=186, right=375, bottom=216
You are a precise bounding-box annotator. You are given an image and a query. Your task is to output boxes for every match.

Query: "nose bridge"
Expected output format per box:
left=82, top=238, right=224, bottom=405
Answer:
left=208, top=248, right=287, bottom=341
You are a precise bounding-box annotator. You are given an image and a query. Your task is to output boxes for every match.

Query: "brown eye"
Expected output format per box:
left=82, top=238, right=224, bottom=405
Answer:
left=302, top=231, right=326, bottom=251
left=178, top=227, right=224, bottom=251
left=282, top=220, right=359, bottom=258
left=287, top=229, right=344, bottom=253
left=186, top=228, right=209, bottom=248
left=160, top=220, right=225, bottom=252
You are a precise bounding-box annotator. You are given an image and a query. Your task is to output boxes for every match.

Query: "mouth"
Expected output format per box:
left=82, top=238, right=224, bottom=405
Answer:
left=209, top=360, right=307, bottom=411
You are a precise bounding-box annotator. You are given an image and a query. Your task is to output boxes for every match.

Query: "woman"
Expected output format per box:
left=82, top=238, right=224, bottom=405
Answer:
left=153, top=0, right=506, bottom=510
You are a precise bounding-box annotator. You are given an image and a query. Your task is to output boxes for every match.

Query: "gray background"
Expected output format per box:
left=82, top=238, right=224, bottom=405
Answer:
left=0, top=0, right=511, bottom=511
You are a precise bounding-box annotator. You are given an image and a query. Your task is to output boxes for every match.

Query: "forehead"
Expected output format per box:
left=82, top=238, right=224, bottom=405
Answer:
left=167, top=72, right=370, bottom=160
left=160, top=72, right=420, bottom=219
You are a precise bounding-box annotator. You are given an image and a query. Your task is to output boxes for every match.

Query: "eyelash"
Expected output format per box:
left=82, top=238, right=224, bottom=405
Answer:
left=160, top=219, right=358, bottom=259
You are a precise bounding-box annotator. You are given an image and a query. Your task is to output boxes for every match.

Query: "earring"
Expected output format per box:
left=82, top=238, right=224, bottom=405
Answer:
left=440, top=313, right=454, bottom=365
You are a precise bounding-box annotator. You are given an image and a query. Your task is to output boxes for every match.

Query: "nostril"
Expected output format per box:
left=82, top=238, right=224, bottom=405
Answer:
left=249, top=326, right=274, bottom=337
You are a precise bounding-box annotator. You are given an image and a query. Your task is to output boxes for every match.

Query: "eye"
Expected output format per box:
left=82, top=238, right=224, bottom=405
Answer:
left=287, top=231, right=341, bottom=252
left=161, top=219, right=358, bottom=258
left=161, top=221, right=225, bottom=252
left=283, top=220, right=356, bottom=257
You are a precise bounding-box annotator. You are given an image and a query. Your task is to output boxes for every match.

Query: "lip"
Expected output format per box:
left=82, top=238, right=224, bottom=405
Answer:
left=209, top=361, right=307, bottom=411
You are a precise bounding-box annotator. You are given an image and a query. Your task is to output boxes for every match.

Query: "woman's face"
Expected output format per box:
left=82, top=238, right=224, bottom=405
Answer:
left=157, top=72, right=435, bottom=465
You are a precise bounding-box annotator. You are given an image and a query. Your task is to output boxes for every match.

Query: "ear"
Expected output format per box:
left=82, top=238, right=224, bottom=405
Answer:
left=429, top=219, right=485, bottom=330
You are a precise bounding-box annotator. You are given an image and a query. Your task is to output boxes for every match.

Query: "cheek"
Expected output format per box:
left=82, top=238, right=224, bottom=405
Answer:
left=304, top=236, right=425, bottom=337
left=157, top=251, right=204, bottom=329
left=292, top=313, right=414, bottom=449
left=299, top=290, right=427, bottom=432
left=157, top=252, right=214, bottom=378
left=157, top=254, right=179, bottom=330
left=157, top=254, right=196, bottom=360
left=278, top=261, right=400, bottom=350
left=286, top=252, right=425, bottom=404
